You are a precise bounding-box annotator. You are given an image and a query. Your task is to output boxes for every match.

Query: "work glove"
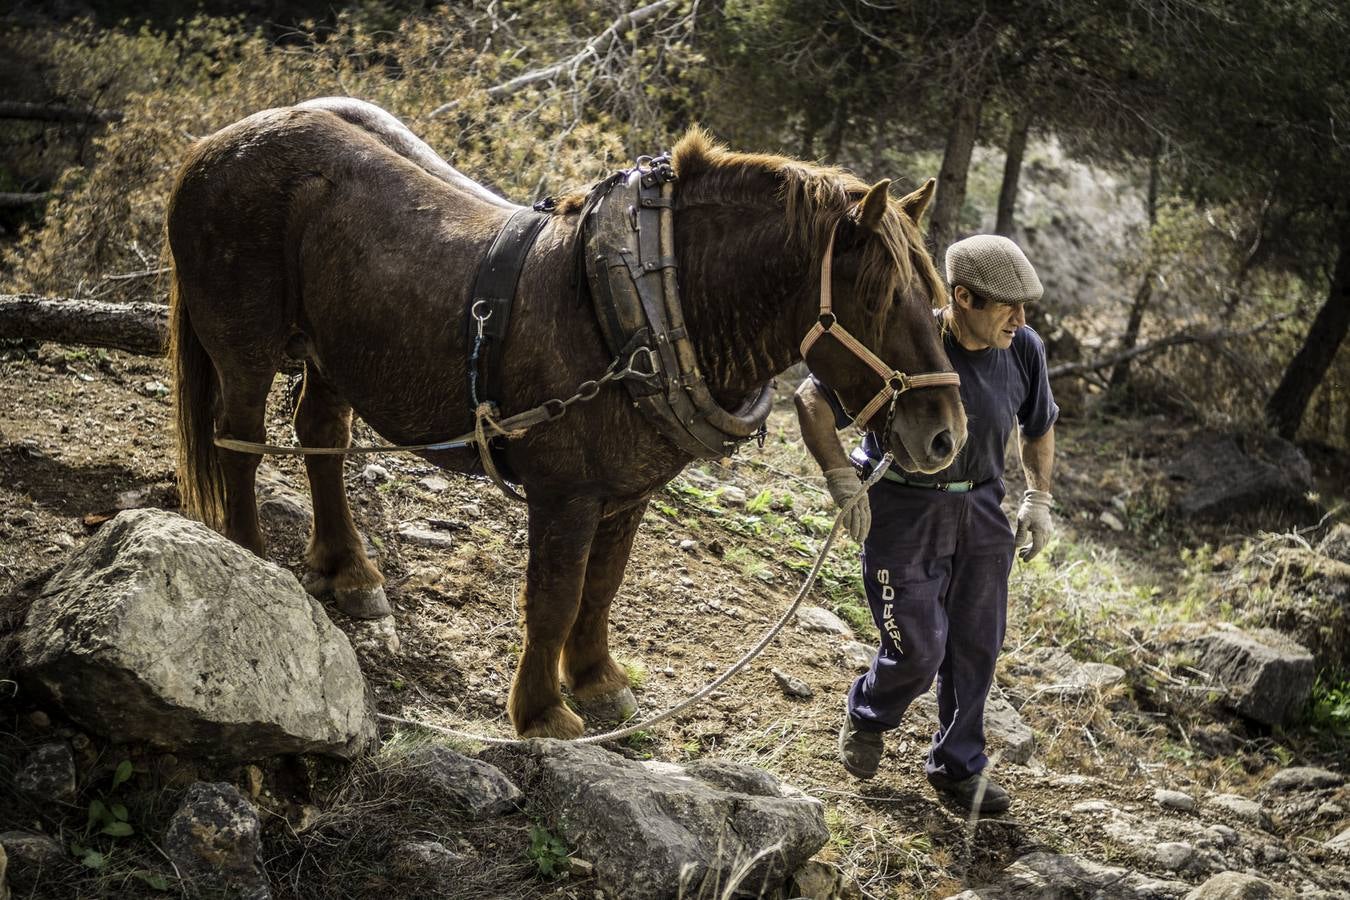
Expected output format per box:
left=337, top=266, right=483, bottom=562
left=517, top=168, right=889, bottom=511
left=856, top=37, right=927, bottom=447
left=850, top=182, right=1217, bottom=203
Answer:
left=1014, top=489, right=1054, bottom=561
left=824, top=467, right=871, bottom=544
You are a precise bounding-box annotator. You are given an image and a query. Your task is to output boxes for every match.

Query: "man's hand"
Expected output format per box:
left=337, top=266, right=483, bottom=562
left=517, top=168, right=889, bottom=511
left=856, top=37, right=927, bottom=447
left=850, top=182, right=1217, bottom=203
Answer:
left=824, top=467, right=871, bottom=543
left=1014, top=489, right=1053, bottom=561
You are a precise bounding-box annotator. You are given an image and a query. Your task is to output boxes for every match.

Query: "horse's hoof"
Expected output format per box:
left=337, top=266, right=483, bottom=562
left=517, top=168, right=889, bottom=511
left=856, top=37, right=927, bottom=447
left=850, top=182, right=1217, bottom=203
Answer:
left=573, top=687, right=638, bottom=726
left=517, top=703, right=585, bottom=740
left=335, top=586, right=392, bottom=619
left=301, top=571, right=332, bottom=597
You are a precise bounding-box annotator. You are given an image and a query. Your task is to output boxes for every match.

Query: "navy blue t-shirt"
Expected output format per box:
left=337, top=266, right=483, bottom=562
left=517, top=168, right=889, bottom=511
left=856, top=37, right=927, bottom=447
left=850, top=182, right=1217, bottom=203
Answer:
left=814, top=314, right=1058, bottom=486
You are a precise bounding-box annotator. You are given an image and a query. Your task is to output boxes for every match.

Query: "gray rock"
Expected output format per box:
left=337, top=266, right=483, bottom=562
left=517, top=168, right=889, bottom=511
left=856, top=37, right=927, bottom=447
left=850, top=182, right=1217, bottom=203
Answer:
left=0, top=831, right=72, bottom=895
left=19, top=509, right=375, bottom=760
left=1156, top=789, right=1197, bottom=812
left=1327, top=826, right=1350, bottom=853
left=1008, top=647, right=1126, bottom=700
left=397, top=522, right=455, bottom=549
left=349, top=615, right=401, bottom=656
left=14, top=742, right=76, bottom=806
left=1203, top=794, right=1269, bottom=829
left=1264, top=766, right=1344, bottom=793
left=790, top=859, right=850, bottom=899
left=678, top=538, right=698, bottom=552
left=985, top=684, right=1034, bottom=764
left=957, top=851, right=1191, bottom=898
left=418, top=475, right=451, bottom=493
left=772, top=667, right=814, bottom=699
left=1154, top=841, right=1196, bottom=871
left=795, top=606, right=853, bottom=637
left=485, top=739, right=827, bottom=900
left=164, top=782, right=270, bottom=900
left=838, top=641, right=876, bottom=673
left=255, top=469, right=313, bottom=531
left=1168, top=433, right=1314, bottom=522
left=1202, top=824, right=1240, bottom=848
left=391, top=840, right=464, bottom=875
left=1183, top=871, right=1293, bottom=899
left=404, top=745, right=521, bottom=819
left=1180, top=624, right=1314, bottom=726
left=719, top=485, right=748, bottom=507
left=1099, top=510, right=1127, bottom=532
left=682, top=759, right=785, bottom=798
left=361, top=463, right=390, bottom=484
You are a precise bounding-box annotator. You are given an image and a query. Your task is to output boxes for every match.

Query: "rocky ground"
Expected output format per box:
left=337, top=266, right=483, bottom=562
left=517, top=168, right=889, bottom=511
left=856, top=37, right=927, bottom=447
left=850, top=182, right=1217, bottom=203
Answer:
left=1, top=342, right=1348, bottom=899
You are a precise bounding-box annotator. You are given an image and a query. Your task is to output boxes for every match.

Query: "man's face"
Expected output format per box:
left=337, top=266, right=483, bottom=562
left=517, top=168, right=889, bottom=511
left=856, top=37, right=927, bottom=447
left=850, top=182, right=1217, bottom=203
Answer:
left=954, top=287, right=1029, bottom=350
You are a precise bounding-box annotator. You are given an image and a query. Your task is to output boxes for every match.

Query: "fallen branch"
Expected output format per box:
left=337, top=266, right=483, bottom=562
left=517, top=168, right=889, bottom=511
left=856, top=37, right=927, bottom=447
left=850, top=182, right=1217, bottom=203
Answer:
left=429, top=0, right=678, bottom=116
left=0, top=101, right=123, bottom=124
left=1048, top=312, right=1295, bottom=380
left=0, top=192, right=49, bottom=209
left=0, top=294, right=167, bottom=357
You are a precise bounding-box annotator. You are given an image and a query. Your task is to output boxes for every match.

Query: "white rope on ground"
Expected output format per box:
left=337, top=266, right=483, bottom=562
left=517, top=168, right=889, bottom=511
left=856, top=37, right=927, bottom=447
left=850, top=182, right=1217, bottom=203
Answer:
left=376, top=453, right=895, bottom=746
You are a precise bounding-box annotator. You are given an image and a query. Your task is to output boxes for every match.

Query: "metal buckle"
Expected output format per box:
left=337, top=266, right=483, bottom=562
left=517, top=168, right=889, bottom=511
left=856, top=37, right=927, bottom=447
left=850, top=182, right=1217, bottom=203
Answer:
left=471, top=299, right=492, bottom=339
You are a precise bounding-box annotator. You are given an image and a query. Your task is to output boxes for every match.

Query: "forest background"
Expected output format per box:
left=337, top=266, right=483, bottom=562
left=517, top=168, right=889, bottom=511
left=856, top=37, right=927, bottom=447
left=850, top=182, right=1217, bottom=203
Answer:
left=1, top=0, right=1348, bottom=448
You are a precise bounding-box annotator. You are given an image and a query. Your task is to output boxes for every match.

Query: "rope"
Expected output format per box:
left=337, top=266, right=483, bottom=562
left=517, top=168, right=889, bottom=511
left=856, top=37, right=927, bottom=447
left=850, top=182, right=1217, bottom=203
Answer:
left=376, top=452, right=894, bottom=746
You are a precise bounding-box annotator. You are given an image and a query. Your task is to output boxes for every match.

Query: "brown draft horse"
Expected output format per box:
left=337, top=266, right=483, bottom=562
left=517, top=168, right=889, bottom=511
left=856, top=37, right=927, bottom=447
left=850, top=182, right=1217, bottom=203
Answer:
left=165, top=98, right=965, bottom=739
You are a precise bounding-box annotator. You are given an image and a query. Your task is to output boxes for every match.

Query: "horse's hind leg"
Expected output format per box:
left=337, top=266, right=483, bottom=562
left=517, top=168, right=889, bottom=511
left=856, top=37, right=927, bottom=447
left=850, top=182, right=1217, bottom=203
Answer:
left=509, top=493, right=601, bottom=739
left=293, top=361, right=390, bottom=618
left=216, top=371, right=276, bottom=556
left=561, top=500, right=646, bottom=725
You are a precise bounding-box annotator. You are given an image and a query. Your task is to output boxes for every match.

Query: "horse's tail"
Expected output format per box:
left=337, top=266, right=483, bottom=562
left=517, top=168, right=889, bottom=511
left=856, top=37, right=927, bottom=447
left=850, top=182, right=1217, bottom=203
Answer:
left=166, top=249, right=225, bottom=531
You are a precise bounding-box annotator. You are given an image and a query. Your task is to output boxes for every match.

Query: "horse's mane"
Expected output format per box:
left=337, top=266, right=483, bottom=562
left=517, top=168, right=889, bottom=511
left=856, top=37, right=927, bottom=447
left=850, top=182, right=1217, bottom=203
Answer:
left=672, top=127, right=948, bottom=313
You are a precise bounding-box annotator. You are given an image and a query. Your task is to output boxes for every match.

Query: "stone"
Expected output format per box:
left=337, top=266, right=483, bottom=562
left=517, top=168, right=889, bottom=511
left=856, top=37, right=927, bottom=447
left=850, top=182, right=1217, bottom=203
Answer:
left=772, top=668, right=814, bottom=699
left=1167, top=433, right=1315, bottom=523
left=1007, top=647, right=1126, bottom=700
left=0, top=831, right=68, bottom=893
left=164, top=782, right=270, bottom=900
left=790, top=859, right=851, bottom=899
left=19, top=509, right=375, bottom=760
left=255, top=469, right=313, bottom=531
left=567, top=857, right=595, bottom=878
left=485, top=740, right=827, bottom=900
left=958, top=851, right=1191, bottom=898
left=1183, top=871, right=1293, bottom=899
left=984, top=684, right=1034, bottom=764
left=682, top=759, right=785, bottom=798
left=349, top=615, right=401, bottom=656
left=795, top=606, right=853, bottom=637
left=361, top=463, right=390, bottom=484
left=1264, top=766, right=1344, bottom=793
left=678, top=539, right=698, bottom=552
left=403, top=745, right=522, bottom=819
left=1179, top=624, right=1314, bottom=726
left=1155, top=789, right=1197, bottom=812
left=838, top=641, right=876, bottom=673
left=1099, top=510, right=1126, bottom=532
left=418, top=475, right=451, bottom=493
left=397, top=522, right=455, bottom=549
left=1203, top=824, right=1240, bottom=847
left=719, top=485, right=748, bottom=507
left=391, top=840, right=464, bottom=875
left=1154, top=841, right=1196, bottom=871
left=1203, top=794, right=1269, bottom=829
left=14, top=742, right=76, bottom=806
left=1327, top=826, right=1350, bottom=852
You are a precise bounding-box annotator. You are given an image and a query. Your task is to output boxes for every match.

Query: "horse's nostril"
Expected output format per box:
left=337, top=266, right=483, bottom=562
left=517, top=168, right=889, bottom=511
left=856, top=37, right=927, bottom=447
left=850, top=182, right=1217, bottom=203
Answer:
left=930, top=429, right=953, bottom=459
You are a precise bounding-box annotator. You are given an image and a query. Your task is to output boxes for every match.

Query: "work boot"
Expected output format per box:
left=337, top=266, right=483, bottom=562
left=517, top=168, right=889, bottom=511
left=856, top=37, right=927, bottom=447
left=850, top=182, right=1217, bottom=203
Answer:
left=927, top=770, right=1011, bottom=815
left=838, top=709, right=884, bottom=779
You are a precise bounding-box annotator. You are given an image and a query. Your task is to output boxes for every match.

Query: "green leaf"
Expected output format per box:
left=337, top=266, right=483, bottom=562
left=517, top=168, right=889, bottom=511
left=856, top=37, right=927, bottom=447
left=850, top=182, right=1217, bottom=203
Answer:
left=112, top=759, right=134, bottom=788
left=80, top=849, right=107, bottom=870
left=102, top=821, right=134, bottom=837
left=112, top=803, right=129, bottom=821
left=87, top=799, right=109, bottom=830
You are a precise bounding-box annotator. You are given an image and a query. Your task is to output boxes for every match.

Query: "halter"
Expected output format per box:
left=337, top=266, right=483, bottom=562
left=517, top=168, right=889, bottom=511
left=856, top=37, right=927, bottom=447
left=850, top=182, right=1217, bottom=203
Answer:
left=798, top=223, right=961, bottom=431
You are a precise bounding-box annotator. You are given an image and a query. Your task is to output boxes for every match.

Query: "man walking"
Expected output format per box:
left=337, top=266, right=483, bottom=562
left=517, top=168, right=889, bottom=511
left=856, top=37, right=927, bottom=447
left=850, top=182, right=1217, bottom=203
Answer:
left=795, top=234, right=1057, bottom=814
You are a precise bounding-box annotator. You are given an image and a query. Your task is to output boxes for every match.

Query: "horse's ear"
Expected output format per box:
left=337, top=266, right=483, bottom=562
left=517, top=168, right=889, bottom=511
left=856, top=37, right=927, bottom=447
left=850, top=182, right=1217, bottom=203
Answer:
left=857, top=179, right=891, bottom=232
left=898, top=177, right=936, bottom=222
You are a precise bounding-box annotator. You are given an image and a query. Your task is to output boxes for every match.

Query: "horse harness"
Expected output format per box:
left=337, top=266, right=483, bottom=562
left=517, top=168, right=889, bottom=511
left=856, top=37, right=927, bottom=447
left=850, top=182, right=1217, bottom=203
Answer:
left=216, top=155, right=960, bottom=499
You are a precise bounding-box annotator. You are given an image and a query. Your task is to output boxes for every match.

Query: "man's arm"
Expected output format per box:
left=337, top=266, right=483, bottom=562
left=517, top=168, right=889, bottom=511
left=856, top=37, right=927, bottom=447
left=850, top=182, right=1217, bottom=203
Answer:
left=794, top=378, right=851, bottom=472
left=795, top=379, right=870, bottom=543
left=1020, top=424, right=1055, bottom=493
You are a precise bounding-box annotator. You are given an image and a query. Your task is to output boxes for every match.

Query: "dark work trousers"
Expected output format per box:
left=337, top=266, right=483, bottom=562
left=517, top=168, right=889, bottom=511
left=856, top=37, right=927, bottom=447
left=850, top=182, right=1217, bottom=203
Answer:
left=846, top=477, right=1015, bottom=781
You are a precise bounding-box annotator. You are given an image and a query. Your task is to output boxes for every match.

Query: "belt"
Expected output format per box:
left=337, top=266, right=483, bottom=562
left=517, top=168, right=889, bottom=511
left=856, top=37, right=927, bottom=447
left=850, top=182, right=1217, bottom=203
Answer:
left=849, top=448, right=977, bottom=493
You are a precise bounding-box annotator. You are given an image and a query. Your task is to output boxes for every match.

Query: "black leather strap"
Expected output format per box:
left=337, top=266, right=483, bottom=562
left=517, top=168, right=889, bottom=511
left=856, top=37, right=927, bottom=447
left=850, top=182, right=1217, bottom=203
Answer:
left=468, top=207, right=551, bottom=410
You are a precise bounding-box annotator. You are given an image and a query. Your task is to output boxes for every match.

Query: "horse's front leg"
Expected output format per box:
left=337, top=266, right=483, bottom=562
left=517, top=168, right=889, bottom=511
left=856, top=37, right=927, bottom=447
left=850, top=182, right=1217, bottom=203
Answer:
left=561, top=499, right=647, bottom=725
left=509, top=493, right=602, bottom=739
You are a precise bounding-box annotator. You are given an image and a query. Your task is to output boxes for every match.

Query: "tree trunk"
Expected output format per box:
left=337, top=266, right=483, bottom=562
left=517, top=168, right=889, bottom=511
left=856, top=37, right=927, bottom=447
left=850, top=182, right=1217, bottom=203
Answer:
left=1266, top=217, right=1350, bottom=440
left=0, top=101, right=122, bottom=124
left=1109, top=150, right=1162, bottom=390
left=823, top=97, right=850, bottom=164
left=928, top=93, right=982, bottom=270
left=0, top=295, right=167, bottom=356
left=995, top=110, right=1031, bottom=237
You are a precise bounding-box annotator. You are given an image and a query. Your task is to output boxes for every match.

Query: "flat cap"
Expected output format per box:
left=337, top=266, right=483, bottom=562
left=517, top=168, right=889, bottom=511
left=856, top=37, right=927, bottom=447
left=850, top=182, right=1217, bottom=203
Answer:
left=945, top=234, right=1043, bottom=304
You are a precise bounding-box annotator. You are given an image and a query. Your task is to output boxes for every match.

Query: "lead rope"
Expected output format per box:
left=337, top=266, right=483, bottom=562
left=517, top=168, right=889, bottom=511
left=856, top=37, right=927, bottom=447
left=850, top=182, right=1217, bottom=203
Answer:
left=376, top=452, right=895, bottom=746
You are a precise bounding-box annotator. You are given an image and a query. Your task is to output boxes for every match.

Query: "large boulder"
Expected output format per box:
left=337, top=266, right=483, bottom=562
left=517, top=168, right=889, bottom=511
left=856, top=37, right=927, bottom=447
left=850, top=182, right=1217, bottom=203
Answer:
left=1174, top=624, right=1314, bottom=726
left=1251, top=544, right=1350, bottom=673
left=1167, top=433, right=1315, bottom=523
left=401, top=745, right=522, bottom=819
left=1183, top=871, right=1293, bottom=899
left=485, top=740, right=828, bottom=900
left=19, top=509, right=375, bottom=760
